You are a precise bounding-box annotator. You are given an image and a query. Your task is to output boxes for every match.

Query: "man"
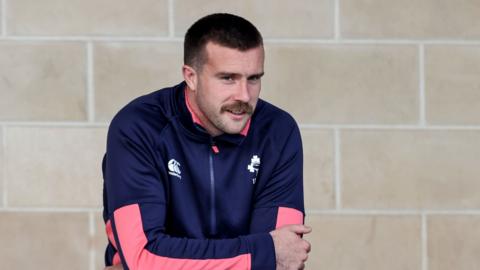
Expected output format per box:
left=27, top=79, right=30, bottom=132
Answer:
left=103, top=13, right=311, bottom=270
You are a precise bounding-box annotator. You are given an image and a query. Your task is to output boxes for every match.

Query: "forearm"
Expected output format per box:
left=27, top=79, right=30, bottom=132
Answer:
left=111, top=204, right=276, bottom=270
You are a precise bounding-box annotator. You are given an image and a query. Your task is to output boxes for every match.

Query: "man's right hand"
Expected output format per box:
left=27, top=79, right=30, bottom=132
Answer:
left=270, top=224, right=312, bottom=270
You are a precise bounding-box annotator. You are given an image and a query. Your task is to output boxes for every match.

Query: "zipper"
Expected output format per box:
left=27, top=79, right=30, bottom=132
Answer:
left=208, top=139, right=217, bottom=235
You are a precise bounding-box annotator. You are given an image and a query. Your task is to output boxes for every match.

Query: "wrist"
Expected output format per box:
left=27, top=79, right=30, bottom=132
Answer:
left=243, top=233, right=276, bottom=270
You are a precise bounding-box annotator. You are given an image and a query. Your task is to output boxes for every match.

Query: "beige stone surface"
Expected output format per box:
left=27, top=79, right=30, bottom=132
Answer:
left=341, top=0, right=480, bottom=39
left=262, top=44, right=418, bottom=124
left=301, top=129, right=335, bottom=209
left=94, top=212, right=108, bottom=269
left=174, top=0, right=333, bottom=38
left=0, top=128, right=3, bottom=206
left=94, top=42, right=183, bottom=121
left=0, top=42, right=86, bottom=121
left=426, top=46, right=480, bottom=125
left=5, top=127, right=107, bottom=207
left=304, top=214, right=421, bottom=270
left=0, top=5, right=3, bottom=34
left=7, top=0, right=168, bottom=36
left=0, top=212, right=89, bottom=269
left=342, top=130, right=480, bottom=209
left=428, top=215, right=480, bottom=270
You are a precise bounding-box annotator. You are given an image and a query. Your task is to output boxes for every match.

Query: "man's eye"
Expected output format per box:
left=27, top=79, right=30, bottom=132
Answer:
left=248, top=76, right=261, bottom=82
left=221, top=76, right=234, bottom=81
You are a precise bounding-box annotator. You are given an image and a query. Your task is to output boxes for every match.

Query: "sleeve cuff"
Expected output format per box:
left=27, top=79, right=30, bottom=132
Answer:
left=243, top=232, right=276, bottom=270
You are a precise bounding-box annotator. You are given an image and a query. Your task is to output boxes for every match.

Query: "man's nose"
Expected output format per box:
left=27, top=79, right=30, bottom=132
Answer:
left=233, top=79, right=250, bottom=102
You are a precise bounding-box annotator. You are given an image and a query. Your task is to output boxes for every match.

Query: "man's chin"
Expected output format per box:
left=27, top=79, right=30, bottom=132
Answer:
left=222, top=126, right=245, bottom=135
left=218, top=114, right=250, bottom=134
left=220, top=121, right=248, bottom=134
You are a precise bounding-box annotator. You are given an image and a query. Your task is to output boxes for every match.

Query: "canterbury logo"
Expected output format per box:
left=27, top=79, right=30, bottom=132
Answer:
left=168, top=159, right=181, bottom=179
left=247, top=155, right=261, bottom=184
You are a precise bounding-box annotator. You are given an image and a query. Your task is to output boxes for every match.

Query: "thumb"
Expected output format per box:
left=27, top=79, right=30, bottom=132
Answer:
left=285, top=224, right=312, bottom=234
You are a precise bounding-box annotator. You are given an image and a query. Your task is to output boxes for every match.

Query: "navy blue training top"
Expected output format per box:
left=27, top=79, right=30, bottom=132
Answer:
left=102, top=81, right=304, bottom=270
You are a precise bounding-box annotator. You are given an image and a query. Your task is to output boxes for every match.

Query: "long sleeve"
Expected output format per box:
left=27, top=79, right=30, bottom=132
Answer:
left=249, top=121, right=305, bottom=234
left=104, top=113, right=275, bottom=270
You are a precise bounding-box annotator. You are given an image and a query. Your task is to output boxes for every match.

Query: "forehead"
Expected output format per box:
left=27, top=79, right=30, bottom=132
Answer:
left=203, top=42, right=264, bottom=73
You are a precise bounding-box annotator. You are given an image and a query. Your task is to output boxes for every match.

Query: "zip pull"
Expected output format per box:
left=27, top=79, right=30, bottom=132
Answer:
left=210, top=139, right=220, bottom=154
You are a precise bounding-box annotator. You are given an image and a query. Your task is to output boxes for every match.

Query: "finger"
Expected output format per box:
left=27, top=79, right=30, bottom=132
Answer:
left=286, top=224, right=312, bottom=234
left=300, top=252, right=309, bottom=262
left=303, top=240, right=311, bottom=253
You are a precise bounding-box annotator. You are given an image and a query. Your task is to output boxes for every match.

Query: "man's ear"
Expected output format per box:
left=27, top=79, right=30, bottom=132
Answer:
left=182, top=65, right=197, bottom=91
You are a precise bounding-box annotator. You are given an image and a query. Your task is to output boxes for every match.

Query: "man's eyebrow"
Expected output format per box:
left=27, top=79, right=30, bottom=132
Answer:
left=215, top=72, right=265, bottom=78
left=216, top=72, right=239, bottom=77
left=249, top=72, right=265, bottom=78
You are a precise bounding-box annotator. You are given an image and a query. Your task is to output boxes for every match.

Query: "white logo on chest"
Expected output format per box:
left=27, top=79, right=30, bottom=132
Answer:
left=168, top=159, right=181, bottom=179
left=247, top=155, right=261, bottom=184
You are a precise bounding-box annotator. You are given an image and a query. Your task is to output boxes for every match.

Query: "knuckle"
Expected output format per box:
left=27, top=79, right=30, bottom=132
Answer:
left=305, top=241, right=311, bottom=251
left=301, top=252, right=308, bottom=261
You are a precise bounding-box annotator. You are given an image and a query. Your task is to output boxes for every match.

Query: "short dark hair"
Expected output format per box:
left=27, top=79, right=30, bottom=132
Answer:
left=184, top=13, right=263, bottom=69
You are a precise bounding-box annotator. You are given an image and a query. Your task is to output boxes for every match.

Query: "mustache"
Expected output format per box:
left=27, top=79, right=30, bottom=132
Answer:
left=221, top=101, right=254, bottom=114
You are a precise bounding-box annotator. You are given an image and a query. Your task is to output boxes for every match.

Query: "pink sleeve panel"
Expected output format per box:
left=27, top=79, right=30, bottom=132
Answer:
left=106, top=220, right=117, bottom=249
left=113, top=204, right=252, bottom=270
left=106, top=220, right=122, bottom=265
left=275, top=207, right=304, bottom=229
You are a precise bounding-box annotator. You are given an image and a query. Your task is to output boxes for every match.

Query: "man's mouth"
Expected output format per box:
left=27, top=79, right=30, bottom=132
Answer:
left=226, top=109, right=246, bottom=115
left=222, top=102, right=253, bottom=116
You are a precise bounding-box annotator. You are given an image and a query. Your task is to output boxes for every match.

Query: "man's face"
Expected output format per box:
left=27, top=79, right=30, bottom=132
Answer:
left=189, top=42, right=265, bottom=135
